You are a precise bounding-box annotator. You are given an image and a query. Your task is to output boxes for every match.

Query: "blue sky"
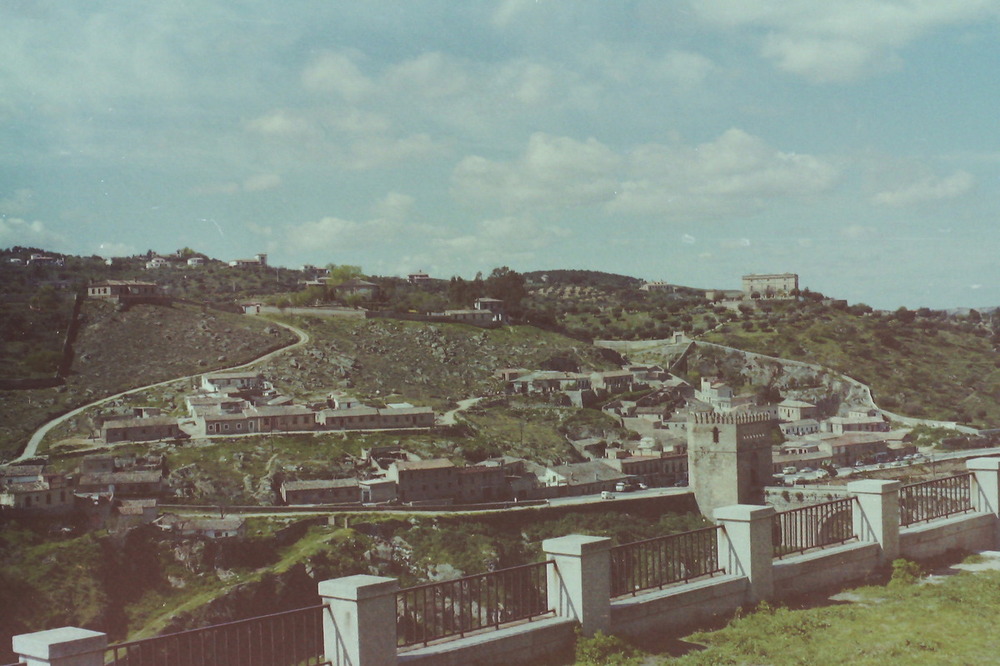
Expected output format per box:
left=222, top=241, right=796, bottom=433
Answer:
left=2, top=1, right=999, bottom=310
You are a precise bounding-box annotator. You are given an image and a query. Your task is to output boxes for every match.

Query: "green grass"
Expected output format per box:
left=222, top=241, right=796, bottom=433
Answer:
left=669, top=569, right=1000, bottom=665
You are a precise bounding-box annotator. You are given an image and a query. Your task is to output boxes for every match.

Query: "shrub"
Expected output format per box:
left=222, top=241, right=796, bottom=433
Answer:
left=889, top=558, right=922, bottom=587
left=575, top=630, right=645, bottom=666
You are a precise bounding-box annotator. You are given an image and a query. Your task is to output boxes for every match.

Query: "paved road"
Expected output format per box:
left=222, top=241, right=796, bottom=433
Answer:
left=164, top=486, right=692, bottom=519
left=13, top=319, right=310, bottom=462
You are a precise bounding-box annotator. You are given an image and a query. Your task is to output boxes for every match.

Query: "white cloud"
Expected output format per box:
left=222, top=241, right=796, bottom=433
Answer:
left=452, top=133, right=621, bottom=209
left=0, top=217, right=67, bottom=250
left=492, top=0, right=541, bottom=28
left=190, top=174, right=283, bottom=195
left=246, top=110, right=317, bottom=138
left=284, top=216, right=382, bottom=254
left=611, top=128, right=839, bottom=217
left=873, top=171, right=975, bottom=206
left=372, top=192, right=415, bottom=223
left=694, top=1, right=998, bottom=82
left=0, top=188, right=35, bottom=215
left=654, top=50, right=716, bottom=87
left=385, top=52, right=473, bottom=100
left=453, top=129, right=838, bottom=220
left=301, top=51, right=375, bottom=101
left=841, top=224, right=876, bottom=239
left=434, top=216, right=571, bottom=265
left=243, top=174, right=282, bottom=192
left=347, top=134, right=439, bottom=171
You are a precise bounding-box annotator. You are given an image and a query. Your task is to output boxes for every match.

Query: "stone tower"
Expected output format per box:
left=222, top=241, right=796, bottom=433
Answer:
left=687, top=411, right=774, bottom=519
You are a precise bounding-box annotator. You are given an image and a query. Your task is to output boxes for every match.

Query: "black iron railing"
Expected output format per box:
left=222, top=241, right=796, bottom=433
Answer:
left=900, top=473, right=974, bottom=527
left=396, top=561, right=553, bottom=648
left=773, top=497, right=856, bottom=558
left=105, top=604, right=329, bottom=665
left=610, top=526, right=722, bottom=598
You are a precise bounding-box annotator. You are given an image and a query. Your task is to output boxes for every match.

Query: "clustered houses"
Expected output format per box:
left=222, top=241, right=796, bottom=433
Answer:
left=278, top=433, right=690, bottom=508
left=0, top=465, right=72, bottom=513
left=1, top=454, right=168, bottom=524
left=93, top=372, right=435, bottom=445
left=189, top=372, right=435, bottom=437
left=500, top=367, right=650, bottom=405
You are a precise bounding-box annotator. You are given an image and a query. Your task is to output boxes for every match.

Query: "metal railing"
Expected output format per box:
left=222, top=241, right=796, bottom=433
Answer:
left=104, top=604, right=329, bottom=665
left=610, top=526, right=723, bottom=598
left=900, top=473, right=974, bottom=527
left=773, top=497, right=856, bottom=559
left=396, top=560, right=554, bottom=648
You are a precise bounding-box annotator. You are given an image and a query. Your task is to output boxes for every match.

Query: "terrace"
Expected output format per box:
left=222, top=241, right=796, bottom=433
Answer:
left=9, top=457, right=1000, bottom=666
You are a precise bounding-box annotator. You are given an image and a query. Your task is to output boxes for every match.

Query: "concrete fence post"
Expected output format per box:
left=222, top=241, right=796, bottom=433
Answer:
left=12, top=627, right=107, bottom=666
left=319, top=574, right=399, bottom=666
left=967, top=457, right=1000, bottom=517
left=542, top=534, right=612, bottom=637
left=847, top=479, right=900, bottom=563
left=713, top=504, right=774, bottom=603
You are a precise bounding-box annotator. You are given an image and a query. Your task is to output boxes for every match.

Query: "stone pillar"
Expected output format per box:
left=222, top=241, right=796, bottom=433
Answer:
left=713, top=504, right=774, bottom=603
left=847, top=479, right=900, bottom=562
left=542, top=534, right=612, bottom=636
left=319, top=574, right=398, bottom=666
left=12, top=627, right=107, bottom=666
left=968, top=458, right=1000, bottom=516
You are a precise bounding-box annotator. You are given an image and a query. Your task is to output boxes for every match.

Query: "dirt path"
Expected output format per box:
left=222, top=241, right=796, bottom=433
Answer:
left=439, top=397, right=484, bottom=425
left=13, top=319, right=309, bottom=462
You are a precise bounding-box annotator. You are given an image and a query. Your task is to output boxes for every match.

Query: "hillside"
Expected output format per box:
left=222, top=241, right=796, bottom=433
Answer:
left=700, top=300, right=1000, bottom=427
left=517, top=276, right=998, bottom=428
left=0, top=507, right=705, bottom=662
left=0, top=300, right=297, bottom=462
left=256, top=315, right=621, bottom=408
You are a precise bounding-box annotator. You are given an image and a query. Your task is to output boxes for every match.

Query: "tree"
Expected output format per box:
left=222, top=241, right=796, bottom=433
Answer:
left=324, top=264, right=363, bottom=287
left=894, top=307, right=916, bottom=324
left=485, top=267, right=527, bottom=316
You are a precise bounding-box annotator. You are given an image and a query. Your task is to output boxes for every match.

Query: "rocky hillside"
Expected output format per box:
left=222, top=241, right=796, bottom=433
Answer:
left=0, top=300, right=297, bottom=461
left=258, top=315, right=621, bottom=407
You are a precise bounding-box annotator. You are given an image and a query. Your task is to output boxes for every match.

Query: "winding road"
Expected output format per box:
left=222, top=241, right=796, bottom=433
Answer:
left=13, top=319, right=310, bottom=463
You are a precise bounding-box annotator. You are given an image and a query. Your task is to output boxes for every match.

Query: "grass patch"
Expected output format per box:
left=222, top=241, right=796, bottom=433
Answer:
left=670, top=569, right=1000, bottom=664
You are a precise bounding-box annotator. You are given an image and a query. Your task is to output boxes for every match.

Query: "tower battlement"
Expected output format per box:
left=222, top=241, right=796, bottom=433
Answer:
left=689, top=410, right=774, bottom=425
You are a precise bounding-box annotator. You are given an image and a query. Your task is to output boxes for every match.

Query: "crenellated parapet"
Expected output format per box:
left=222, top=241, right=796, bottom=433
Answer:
left=689, top=410, right=774, bottom=425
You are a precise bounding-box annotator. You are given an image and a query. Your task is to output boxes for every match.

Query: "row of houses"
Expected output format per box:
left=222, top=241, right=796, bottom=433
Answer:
left=280, top=448, right=690, bottom=507
left=773, top=430, right=916, bottom=472
left=1, top=454, right=170, bottom=514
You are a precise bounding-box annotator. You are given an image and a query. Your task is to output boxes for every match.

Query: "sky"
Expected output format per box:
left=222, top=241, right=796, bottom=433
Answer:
left=2, top=1, right=999, bottom=311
